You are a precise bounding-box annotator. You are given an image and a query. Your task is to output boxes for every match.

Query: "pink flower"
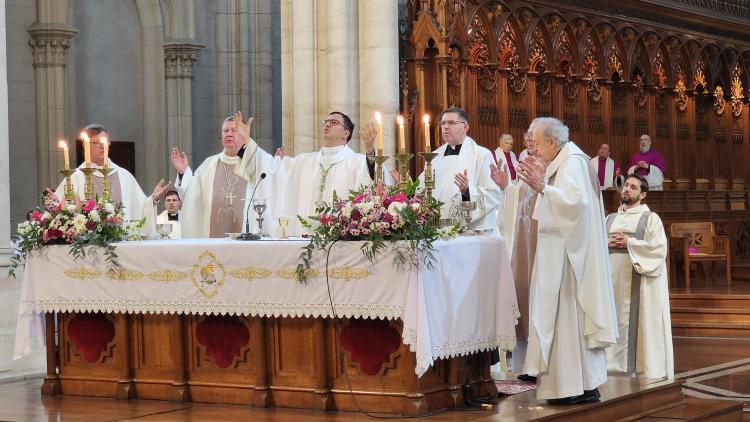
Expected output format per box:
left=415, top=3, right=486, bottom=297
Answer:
left=351, top=193, right=365, bottom=204
left=30, top=210, right=42, bottom=222
left=389, top=192, right=407, bottom=203
left=85, top=221, right=95, bottom=231
left=83, top=199, right=96, bottom=212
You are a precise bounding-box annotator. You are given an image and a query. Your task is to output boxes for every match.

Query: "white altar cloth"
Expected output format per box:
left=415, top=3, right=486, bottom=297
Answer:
left=14, top=236, right=518, bottom=376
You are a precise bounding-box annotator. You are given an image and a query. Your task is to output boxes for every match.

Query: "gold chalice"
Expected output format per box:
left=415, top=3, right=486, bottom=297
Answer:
left=278, top=217, right=289, bottom=239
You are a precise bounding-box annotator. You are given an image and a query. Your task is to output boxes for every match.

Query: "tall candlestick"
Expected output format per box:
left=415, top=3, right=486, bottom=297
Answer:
left=101, top=136, right=109, bottom=166
left=59, top=140, right=69, bottom=170
left=397, top=116, right=405, bottom=152
left=81, top=131, right=91, bottom=164
left=423, top=115, right=430, bottom=152
left=374, top=112, right=383, bottom=152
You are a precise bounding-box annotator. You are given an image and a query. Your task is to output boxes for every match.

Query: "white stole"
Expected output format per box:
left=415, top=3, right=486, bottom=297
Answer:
left=591, top=157, right=615, bottom=190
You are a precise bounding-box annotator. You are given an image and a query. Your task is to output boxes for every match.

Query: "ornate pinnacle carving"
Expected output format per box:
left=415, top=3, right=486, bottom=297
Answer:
left=163, top=41, right=204, bottom=79
left=28, top=25, right=78, bottom=68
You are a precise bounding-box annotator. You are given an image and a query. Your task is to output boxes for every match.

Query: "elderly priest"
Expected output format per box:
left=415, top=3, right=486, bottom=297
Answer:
left=518, top=117, right=618, bottom=404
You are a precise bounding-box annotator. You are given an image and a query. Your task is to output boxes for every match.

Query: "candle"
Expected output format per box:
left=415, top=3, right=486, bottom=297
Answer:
left=81, top=131, right=90, bottom=163
left=59, top=140, right=69, bottom=169
left=101, top=136, right=109, bottom=166
left=397, top=115, right=405, bottom=152
left=374, top=112, right=383, bottom=151
left=423, top=114, right=430, bottom=152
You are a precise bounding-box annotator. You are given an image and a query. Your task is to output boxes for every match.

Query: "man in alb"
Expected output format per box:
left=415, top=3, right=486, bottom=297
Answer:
left=171, top=115, right=256, bottom=238
left=627, top=135, right=665, bottom=191
left=519, top=117, right=617, bottom=404
left=233, top=111, right=374, bottom=236
left=591, top=143, right=621, bottom=190
left=494, top=133, right=519, bottom=184
left=419, top=106, right=503, bottom=230
left=606, top=173, right=674, bottom=380
left=53, top=123, right=169, bottom=233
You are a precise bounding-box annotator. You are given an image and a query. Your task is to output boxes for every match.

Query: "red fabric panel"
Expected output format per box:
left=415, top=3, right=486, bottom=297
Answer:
left=67, top=313, right=116, bottom=363
left=196, top=315, right=250, bottom=368
left=340, top=319, right=401, bottom=376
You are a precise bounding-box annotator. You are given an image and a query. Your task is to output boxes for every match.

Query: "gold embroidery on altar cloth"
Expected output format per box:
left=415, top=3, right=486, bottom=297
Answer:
left=228, top=267, right=273, bottom=281
left=106, top=268, right=144, bottom=281
left=148, top=269, right=189, bottom=282
left=329, top=266, right=371, bottom=281
left=276, top=267, right=321, bottom=280
left=64, top=267, right=102, bottom=280
left=191, top=251, right=226, bottom=298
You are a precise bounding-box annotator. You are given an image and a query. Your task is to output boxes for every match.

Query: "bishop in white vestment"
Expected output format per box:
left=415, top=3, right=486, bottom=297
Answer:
left=53, top=124, right=167, bottom=234
left=591, top=143, right=621, bottom=190
left=493, top=133, right=519, bottom=184
left=519, top=117, right=618, bottom=403
left=171, top=116, right=251, bottom=238
left=420, top=107, right=503, bottom=230
left=234, top=111, right=373, bottom=237
left=605, top=174, right=674, bottom=380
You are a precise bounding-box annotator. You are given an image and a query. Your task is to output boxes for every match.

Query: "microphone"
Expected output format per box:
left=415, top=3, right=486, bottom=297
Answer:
left=239, top=172, right=266, bottom=240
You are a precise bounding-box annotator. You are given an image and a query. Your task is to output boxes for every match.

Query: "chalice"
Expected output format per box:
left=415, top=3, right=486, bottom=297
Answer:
left=156, top=223, right=173, bottom=240
left=459, top=201, right=477, bottom=234
left=253, top=198, right=268, bottom=236
left=278, top=216, right=289, bottom=239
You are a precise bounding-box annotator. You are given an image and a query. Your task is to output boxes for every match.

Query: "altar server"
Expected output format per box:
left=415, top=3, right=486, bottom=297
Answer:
left=605, top=174, right=674, bottom=380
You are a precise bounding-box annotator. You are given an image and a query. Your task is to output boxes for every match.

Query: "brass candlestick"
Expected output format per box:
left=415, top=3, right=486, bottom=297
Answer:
left=371, top=149, right=390, bottom=185
left=101, top=163, right=111, bottom=202
left=79, top=164, right=96, bottom=200
left=394, top=152, right=413, bottom=191
left=59, top=169, right=76, bottom=203
left=418, top=152, right=439, bottom=199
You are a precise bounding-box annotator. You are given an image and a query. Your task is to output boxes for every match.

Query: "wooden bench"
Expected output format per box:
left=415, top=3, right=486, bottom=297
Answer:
left=669, top=222, right=731, bottom=288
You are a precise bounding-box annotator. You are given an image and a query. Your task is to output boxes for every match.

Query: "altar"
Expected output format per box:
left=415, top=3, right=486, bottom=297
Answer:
left=14, top=235, right=518, bottom=416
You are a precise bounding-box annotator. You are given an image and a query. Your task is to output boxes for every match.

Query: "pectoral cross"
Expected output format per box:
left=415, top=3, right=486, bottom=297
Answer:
left=224, top=188, right=237, bottom=206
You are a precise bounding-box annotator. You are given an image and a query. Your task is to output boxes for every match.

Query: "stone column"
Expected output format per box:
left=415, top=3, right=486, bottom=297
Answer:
left=164, top=0, right=202, bottom=178
left=28, top=16, right=77, bottom=190
left=359, top=0, right=399, bottom=155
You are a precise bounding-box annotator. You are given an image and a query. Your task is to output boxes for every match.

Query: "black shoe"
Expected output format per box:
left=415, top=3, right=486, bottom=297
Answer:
left=547, top=388, right=600, bottom=405
left=517, top=374, right=537, bottom=382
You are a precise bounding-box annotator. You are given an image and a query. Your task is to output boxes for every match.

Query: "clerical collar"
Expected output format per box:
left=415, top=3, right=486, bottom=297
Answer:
left=321, top=145, right=346, bottom=157
left=219, top=153, right=240, bottom=164
left=444, top=143, right=463, bottom=156
left=168, top=212, right=179, bottom=221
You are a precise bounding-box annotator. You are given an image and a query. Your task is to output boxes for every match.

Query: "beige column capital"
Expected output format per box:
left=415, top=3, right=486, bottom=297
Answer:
left=27, top=24, right=77, bottom=68
left=163, top=41, right=204, bottom=79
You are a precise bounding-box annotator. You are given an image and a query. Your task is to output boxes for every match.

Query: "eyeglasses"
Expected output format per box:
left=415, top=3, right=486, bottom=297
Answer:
left=439, top=120, right=467, bottom=127
left=321, top=119, right=345, bottom=128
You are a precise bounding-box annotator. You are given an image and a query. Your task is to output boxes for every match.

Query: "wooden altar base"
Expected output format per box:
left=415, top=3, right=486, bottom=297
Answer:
left=41, top=312, right=497, bottom=416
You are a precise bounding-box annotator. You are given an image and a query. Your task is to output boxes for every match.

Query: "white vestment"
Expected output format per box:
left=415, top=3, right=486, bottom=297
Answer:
left=54, top=161, right=157, bottom=234
left=627, top=165, right=664, bottom=191
left=494, top=148, right=519, bottom=183
left=419, top=137, right=504, bottom=230
left=235, top=138, right=372, bottom=236
left=524, top=141, right=618, bottom=400
left=156, top=210, right=181, bottom=239
left=591, top=156, right=616, bottom=190
left=176, top=153, right=252, bottom=238
left=518, top=149, right=529, bottom=161
left=606, top=204, right=674, bottom=379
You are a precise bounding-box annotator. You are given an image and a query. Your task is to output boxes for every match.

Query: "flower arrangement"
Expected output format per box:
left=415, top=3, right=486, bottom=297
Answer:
left=9, top=195, right=143, bottom=277
left=296, top=180, right=459, bottom=282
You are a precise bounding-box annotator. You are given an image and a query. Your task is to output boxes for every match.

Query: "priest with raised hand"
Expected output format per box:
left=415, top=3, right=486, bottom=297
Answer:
left=605, top=173, right=674, bottom=380
left=171, top=115, right=256, bottom=238
left=518, top=117, right=617, bottom=405
left=591, top=143, right=621, bottom=190
left=419, top=106, right=503, bottom=230
left=52, top=123, right=169, bottom=234
left=627, top=134, right=665, bottom=191
left=232, top=111, right=374, bottom=236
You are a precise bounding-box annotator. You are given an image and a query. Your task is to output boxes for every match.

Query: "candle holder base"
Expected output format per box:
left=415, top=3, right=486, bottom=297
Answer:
left=59, top=169, right=76, bottom=203
left=394, top=152, right=413, bottom=191
left=370, top=149, right=391, bottom=185
left=79, top=166, right=97, bottom=200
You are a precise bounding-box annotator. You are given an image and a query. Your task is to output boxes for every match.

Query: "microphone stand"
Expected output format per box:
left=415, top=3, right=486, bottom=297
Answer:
left=238, top=173, right=266, bottom=241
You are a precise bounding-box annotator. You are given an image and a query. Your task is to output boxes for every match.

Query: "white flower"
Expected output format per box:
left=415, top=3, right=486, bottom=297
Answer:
left=411, top=202, right=421, bottom=210
left=72, top=213, right=87, bottom=232
left=341, top=204, right=353, bottom=219
left=66, top=204, right=77, bottom=213
left=104, top=203, right=115, bottom=215
left=41, top=212, right=51, bottom=221
left=388, top=201, right=405, bottom=215
left=17, top=221, right=32, bottom=236
left=89, top=210, right=101, bottom=222
left=357, top=202, right=374, bottom=215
